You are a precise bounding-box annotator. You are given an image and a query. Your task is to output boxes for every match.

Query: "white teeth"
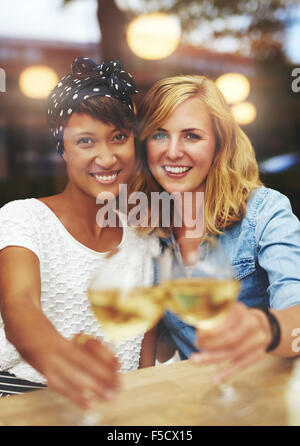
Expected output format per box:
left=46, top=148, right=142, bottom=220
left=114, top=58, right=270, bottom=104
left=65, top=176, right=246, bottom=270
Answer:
left=94, top=173, right=117, bottom=181
left=164, top=166, right=190, bottom=174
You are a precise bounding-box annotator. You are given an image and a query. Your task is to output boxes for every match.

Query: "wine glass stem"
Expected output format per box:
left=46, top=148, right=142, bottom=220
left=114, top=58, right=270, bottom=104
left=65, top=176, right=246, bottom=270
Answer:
left=217, top=382, right=238, bottom=403
left=77, top=407, right=102, bottom=426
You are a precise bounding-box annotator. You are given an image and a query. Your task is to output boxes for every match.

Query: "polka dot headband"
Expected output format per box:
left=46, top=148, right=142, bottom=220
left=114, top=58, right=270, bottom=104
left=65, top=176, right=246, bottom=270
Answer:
left=47, top=57, right=138, bottom=155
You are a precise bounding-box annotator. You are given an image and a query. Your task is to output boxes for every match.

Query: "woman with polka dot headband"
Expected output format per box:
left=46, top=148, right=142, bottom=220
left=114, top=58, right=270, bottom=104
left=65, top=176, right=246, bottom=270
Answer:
left=47, top=57, right=138, bottom=155
left=0, top=57, right=159, bottom=410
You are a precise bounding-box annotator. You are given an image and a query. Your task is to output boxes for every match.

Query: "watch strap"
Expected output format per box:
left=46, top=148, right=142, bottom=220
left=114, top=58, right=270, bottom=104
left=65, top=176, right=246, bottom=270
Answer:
left=258, top=307, right=281, bottom=352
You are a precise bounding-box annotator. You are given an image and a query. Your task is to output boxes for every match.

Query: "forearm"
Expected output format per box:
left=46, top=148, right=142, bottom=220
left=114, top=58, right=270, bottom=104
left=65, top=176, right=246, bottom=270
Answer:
left=156, top=338, right=176, bottom=363
left=250, top=304, right=300, bottom=358
left=1, top=291, right=65, bottom=374
left=270, top=305, right=300, bottom=357
left=139, top=325, right=158, bottom=368
left=0, top=249, right=121, bottom=408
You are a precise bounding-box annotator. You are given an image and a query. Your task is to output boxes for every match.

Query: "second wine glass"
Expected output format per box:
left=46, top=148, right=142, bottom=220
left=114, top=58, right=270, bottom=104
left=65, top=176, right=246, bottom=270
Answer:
left=159, top=235, right=257, bottom=418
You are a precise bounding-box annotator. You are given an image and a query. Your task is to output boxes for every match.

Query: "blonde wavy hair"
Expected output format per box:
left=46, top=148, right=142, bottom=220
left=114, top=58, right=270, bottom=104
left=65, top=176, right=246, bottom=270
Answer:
left=133, top=74, right=263, bottom=236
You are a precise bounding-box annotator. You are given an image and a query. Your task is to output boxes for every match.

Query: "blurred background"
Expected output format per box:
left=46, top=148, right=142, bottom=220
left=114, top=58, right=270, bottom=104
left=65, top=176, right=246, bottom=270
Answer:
left=0, top=0, right=299, bottom=215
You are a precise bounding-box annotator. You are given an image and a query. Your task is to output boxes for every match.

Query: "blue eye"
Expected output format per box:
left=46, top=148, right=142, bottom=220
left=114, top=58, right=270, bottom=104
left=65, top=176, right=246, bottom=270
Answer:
left=152, top=132, right=167, bottom=141
left=186, top=133, right=201, bottom=140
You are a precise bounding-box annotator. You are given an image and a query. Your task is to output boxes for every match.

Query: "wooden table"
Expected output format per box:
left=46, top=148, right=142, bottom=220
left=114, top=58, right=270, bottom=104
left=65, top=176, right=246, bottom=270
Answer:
left=0, top=356, right=295, bottom=426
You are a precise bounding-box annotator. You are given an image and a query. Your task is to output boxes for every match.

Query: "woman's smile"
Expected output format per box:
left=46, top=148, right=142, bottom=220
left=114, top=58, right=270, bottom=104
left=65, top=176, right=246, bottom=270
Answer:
left=63, top=113, right=135, bottom=198
left=89, top=169, right=122, bottom=185
left=162, top=165, right=193, bottom=179
left=147, top=97, right=216, bottom=195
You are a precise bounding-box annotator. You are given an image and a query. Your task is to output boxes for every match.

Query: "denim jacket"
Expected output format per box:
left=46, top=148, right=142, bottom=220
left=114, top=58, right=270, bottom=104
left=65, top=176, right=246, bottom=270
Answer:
left=156, top=186, right=300, bottom=359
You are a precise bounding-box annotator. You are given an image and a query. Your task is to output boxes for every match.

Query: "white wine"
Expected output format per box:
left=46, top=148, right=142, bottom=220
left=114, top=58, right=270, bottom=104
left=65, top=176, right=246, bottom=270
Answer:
left=88, top=286, right=165, bottom=343
left=162, top=277, right=240, bottom=330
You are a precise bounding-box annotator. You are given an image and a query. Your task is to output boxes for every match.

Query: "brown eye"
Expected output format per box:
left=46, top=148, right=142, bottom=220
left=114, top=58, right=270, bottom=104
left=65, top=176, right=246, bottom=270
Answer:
left=77, top=137, right=93, bottom=144
left=113, top=133, right=128, bottom=142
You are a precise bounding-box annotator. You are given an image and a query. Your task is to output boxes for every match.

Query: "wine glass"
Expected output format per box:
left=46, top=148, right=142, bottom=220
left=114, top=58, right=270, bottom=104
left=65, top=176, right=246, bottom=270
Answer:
left=65, top=267, right=164, bottom=426
left=159, top=235, right=257, bottom=418
left=88, top=267, right=165, bottom=345
left=76, top=265, right=165, bottom=425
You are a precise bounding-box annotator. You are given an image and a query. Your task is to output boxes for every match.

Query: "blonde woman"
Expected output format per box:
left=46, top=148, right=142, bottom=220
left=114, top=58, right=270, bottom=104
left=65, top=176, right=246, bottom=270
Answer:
left=136, top=74, right=300, bottom=382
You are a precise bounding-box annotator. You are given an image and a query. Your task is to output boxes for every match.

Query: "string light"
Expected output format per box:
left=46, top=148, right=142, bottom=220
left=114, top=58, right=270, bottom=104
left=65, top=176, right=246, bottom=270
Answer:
left=231, top=101, right=257, bottom=125
left=216, top=72, right=250, bottom=104
left=126, top=13, right=181, bottom=60
left=19, top=65, right=58, bottom=99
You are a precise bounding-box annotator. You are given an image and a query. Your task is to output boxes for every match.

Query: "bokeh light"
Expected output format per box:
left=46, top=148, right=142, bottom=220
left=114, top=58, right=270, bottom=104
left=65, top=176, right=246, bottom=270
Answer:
left=126, top=13, right=181, bottom=60
left=19, top=65, right=59, bottom=99
left=231, top=101, right=257, bottom=125
left=216, top=72, right=250, bottom=104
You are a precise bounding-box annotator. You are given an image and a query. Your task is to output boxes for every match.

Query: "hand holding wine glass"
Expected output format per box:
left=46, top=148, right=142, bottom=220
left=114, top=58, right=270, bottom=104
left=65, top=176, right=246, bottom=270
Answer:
left=191, top=298, right=273, bottom=383
left=159, top=237, right=272, bottom=400
left=158, top=235, right=260, bottom=413
left=77, top=258, right=166, bottom=425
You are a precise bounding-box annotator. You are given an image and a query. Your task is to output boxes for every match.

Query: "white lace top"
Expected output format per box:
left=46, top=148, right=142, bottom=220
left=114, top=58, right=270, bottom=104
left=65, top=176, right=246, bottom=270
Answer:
left=0, top=199, right=160, bottom=384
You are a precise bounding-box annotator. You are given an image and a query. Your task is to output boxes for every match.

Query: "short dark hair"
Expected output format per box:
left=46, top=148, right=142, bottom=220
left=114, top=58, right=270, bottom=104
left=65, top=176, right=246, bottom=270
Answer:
left=74, top=96, right=136, bottom=133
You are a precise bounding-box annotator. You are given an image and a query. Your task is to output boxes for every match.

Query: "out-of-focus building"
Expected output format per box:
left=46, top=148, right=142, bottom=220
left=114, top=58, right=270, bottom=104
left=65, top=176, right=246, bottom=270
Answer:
left=0, top=37, right=100, bottom=204
left=0, top=36, right=299, bottom=215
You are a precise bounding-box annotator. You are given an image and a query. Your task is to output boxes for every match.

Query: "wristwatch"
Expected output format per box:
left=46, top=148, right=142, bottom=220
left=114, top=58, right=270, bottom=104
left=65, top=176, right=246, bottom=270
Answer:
left=259, top=307, right=281, bottom=352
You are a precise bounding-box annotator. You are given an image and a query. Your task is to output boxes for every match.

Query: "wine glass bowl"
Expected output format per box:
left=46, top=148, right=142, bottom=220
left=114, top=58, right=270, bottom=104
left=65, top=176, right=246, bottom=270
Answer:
left=159, top=235, right=240, bottom=330
left=88, top=283, right=165, bottom=343
left=162, top=276, right=240, bottom=330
